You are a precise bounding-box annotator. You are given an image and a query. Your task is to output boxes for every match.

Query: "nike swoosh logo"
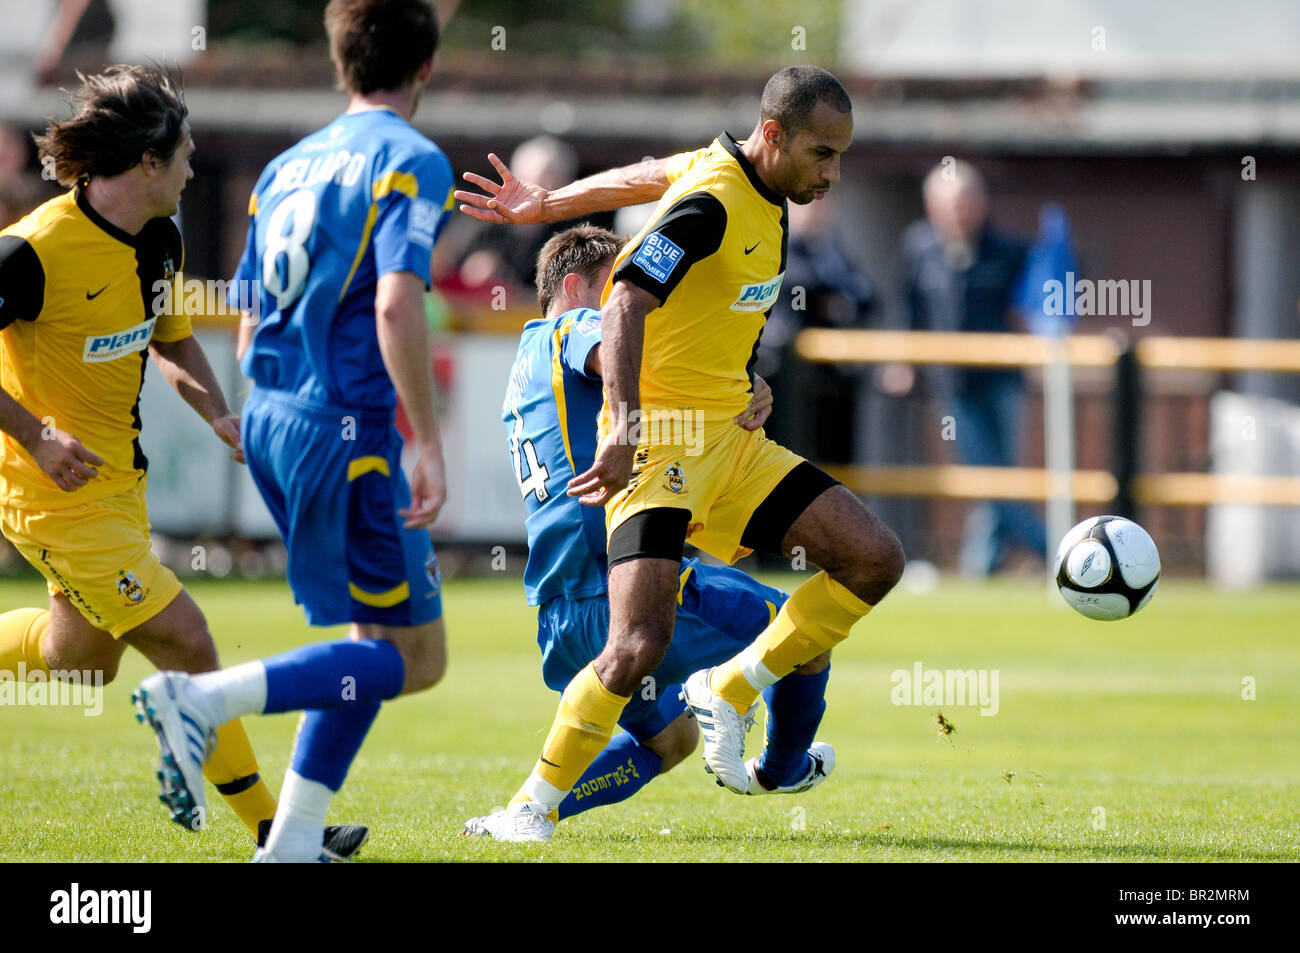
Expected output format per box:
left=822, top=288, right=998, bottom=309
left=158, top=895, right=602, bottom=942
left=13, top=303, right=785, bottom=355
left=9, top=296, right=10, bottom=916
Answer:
left=86, top=285, right=108, bottom=300
left=744, top=242, right=760, bottom=255
left=540, top=757, right=561, bottom=769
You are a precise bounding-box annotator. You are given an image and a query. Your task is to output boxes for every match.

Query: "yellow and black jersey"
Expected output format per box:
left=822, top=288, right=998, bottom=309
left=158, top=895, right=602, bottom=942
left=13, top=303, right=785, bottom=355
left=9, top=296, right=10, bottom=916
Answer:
left=0, top=188, right=192, bottom=510
left=605, top=131, right=787, bottom=418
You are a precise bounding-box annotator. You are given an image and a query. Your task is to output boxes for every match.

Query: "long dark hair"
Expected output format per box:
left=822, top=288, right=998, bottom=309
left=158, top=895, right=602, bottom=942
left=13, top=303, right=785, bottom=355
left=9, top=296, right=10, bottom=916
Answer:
left=34, top=64, right=187, bottom=188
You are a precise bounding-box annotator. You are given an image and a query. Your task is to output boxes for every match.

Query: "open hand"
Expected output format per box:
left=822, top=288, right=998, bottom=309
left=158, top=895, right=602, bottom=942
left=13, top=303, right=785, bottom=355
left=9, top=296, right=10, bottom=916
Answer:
left=454, top=153, right=551, bottom=225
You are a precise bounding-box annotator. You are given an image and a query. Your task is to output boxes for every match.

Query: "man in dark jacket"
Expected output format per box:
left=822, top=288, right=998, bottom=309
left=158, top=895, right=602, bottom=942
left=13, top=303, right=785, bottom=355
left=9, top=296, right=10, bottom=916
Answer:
left=896, top=159, right=1047, bottom=575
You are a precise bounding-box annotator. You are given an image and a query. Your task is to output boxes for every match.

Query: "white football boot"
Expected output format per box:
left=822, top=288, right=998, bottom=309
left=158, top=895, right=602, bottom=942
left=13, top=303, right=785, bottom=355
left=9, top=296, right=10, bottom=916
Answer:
left=462, top=802, right=556, bottom=843
left=745, top=742, right=836, bottom=795
left=133, top=671, right=217, bottom=831
left=680, top=668, right=760, bottom=794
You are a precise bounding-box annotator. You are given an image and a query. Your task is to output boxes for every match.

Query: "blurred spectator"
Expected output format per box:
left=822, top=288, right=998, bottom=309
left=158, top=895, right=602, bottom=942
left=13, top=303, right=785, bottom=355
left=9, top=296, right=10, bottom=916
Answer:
left=456, top=135, right=579, bottom=290
left=891, top=159, right=1048, bottom=575
left=0, top=123, right=57, bottom=229
left=758, top=196, right=876, bottom=461
left=0, top=175, right=59, bottom=229
left=36, top=0, right=203, bottom=84
left=0, top=123, right=30, bottom=181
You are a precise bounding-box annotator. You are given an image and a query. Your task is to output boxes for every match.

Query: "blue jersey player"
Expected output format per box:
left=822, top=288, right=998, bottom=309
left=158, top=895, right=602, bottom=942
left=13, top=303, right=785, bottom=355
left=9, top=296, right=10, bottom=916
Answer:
left=464, top=225, right=836, bottom=842
left=134, top=0, right=452, bottom=862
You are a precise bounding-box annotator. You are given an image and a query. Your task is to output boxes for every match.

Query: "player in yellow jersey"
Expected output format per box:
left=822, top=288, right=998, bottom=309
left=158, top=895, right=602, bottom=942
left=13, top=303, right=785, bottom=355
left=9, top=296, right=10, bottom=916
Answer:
left=456, top=66, right=905, bottom=834
left=0, top=65, right=364, bottom=858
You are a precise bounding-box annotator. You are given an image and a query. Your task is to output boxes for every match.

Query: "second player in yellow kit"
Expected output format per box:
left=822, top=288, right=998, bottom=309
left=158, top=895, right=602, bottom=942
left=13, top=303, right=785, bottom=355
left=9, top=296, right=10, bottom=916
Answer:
left=0, top=187, right=191, bottom=635
left=0, top=65, right=366, bottom=857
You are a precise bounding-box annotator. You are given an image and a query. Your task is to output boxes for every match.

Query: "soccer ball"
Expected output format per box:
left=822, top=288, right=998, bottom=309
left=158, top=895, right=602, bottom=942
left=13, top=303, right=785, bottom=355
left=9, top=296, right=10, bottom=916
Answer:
left=1054, top=515, right=1160, bottom=621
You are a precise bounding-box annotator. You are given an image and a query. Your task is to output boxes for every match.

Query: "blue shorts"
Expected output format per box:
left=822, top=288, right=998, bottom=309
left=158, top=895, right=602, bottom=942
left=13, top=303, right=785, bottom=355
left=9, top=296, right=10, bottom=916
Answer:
left=243, top=388, right=443, bottom=628
left=536, top=558, right=788, bottom=742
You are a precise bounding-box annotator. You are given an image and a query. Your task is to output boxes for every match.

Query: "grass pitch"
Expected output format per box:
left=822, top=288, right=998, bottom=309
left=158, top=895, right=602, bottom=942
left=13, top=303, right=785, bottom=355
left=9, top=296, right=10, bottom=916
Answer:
left=1, top=572, right=1297, bottom=862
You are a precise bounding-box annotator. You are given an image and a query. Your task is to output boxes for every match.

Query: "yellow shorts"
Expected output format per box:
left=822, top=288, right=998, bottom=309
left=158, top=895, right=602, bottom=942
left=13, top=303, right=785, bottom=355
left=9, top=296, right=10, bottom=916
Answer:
left=0, top=477, right=182, bottom=638
left=603, top=410, right=806, bottom=564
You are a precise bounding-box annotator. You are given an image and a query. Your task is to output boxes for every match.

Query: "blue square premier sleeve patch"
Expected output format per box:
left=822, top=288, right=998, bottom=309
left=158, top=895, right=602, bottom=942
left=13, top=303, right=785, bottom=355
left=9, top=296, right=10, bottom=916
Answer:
left=406, top=196, right=440, bottom=249
left=631, top=232, right=685, bottom=284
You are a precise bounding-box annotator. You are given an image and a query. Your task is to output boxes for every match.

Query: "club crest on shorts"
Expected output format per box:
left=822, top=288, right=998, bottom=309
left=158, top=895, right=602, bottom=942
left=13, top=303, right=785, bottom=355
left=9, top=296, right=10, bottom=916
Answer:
left=664, top=461, right=687, bottom=494
left=117, top=570, right=146, bottom=605
left=425, top=551, right=443, bottom=594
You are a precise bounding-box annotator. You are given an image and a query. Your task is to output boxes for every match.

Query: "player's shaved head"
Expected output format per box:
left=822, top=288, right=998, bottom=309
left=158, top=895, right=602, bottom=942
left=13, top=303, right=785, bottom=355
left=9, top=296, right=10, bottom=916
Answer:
left=760, top=66, right=852, bottom=136
left=750, top=66, right=853, bottom=205
left=34, top=65, right=187, bottom=188
left=536, top=225, right=623, bottom=315
left=325, top=0, right=440, bottom=95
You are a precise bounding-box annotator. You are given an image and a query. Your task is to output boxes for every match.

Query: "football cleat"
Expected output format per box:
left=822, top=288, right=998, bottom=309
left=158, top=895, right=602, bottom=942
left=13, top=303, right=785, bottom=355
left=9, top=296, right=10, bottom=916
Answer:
left=680, top=668, right=759, bottom=794
left=462, top=802, right=555, bottom=843
left=745, top=742, right=836, bottom=795
left=257, top=820, right=370, bottom=862
left=133, top=672, right=216, bottom=831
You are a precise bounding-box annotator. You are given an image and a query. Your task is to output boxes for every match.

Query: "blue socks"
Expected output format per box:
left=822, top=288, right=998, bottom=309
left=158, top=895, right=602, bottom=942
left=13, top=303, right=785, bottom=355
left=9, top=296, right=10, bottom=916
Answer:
left=557, top=731, right=664, bottom=820
left=263, top=639, right=405, bottom=713
left=260, top=640, right=403, bottom=796
left=757, top=665, right=829, bottom=788
left=291, top=703, right=382, bottom=792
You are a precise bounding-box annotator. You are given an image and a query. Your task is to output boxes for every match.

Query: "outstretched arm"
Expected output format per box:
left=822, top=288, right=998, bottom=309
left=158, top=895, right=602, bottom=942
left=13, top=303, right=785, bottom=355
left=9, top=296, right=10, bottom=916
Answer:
left=455, top=153, right=673, bottom=226
left=149, top=335, right=244, bottom=463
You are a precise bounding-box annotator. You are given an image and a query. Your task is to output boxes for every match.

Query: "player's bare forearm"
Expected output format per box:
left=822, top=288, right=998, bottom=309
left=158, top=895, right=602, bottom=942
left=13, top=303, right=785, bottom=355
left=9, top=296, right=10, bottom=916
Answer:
left=376, top=270, right=446, bottom=527
left=375, top=270, right=442, bottom=452
left=0, top=388, right=44, bottom=453
left=543, top=158, right=672, bottom=220
left=565, top=281, right=658, bottom=504
left=236, top=311, right=257, bottom=362
left=150, top=336, right=233, bottom=425
left=600, top=281, right=658, bottom=438
left=457, top=154, right=672, bottom=226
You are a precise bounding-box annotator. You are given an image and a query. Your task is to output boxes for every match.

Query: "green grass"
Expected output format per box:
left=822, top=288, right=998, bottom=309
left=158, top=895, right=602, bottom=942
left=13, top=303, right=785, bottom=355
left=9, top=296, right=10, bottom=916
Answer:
left=1, top=573, right=1297, bottom=862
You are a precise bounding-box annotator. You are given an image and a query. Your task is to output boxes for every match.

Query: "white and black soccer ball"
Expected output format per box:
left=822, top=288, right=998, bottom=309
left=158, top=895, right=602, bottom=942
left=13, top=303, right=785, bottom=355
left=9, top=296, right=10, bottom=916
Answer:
left=1054, top=515, right=1160, bottom=621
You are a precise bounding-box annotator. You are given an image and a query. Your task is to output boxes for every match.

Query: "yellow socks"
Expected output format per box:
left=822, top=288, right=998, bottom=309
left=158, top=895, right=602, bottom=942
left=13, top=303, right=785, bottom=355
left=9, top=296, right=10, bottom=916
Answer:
left=510, top=662, right=630, bottom=814
left=205, top=720, right=278, bottom=836
left=0, top=608, right=51, bottom=677
left=710, top=571, right=871, bottom=712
